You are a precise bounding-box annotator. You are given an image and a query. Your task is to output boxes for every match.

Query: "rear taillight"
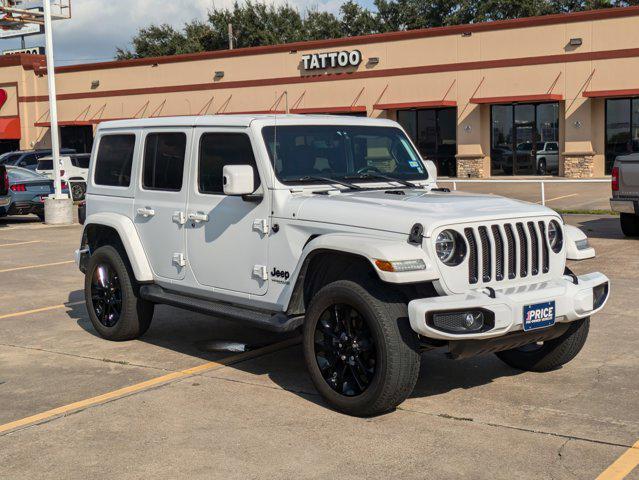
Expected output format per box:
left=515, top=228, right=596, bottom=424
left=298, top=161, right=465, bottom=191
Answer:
left=61, top=181, right=68, bottom=190
left=612, top=167, right=619, bottom=192
left=10, top=183, right=26, bottom=192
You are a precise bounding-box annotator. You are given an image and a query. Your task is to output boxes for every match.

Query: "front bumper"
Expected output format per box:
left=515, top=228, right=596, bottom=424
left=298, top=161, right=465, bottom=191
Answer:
left=610, top=198, right=638, bottom=214
left=408, top=272, right=609, bottom=340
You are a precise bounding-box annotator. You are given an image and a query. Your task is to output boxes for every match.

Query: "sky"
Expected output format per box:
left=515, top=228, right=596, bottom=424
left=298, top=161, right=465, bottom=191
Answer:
left=0, top=0, right=369, bottom=65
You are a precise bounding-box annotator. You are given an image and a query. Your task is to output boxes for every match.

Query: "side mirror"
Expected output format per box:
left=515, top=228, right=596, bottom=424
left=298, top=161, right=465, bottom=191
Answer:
left=424, top=160, right=437, bottom=181
left=223, top=165, right=255, bottom=196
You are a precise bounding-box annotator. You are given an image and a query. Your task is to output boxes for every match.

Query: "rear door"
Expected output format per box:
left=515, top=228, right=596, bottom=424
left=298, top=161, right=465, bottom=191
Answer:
left=134, top=129, right=191, bottom=280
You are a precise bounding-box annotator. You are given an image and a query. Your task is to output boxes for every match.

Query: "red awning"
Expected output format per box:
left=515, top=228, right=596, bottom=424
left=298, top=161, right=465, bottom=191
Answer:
left=290, top=106, right=367, bottom=114
left=373, top=100, right=456, bottom=110
left=470, top=94, right=563, bottom=104
left=0, top=117, right=21, bottom=139
left=583, top=89, right=639, bottom=98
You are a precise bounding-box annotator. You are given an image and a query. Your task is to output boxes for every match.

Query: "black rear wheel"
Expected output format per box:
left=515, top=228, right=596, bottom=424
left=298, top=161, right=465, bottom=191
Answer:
left=303, top=279, right=420, bottom=417
left=620, top=213, right=639, bottom=237
left=85, top=245, right=154, bottom=341
left=495, top=318, right=589, bottom=372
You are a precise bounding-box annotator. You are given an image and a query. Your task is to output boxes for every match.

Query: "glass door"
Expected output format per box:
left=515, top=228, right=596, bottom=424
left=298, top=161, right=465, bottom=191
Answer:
left=514, top=104, right=536, bottom=175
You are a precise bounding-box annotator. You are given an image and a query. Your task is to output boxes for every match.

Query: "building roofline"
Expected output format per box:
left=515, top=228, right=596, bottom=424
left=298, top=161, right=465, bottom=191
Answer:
left=15, top=5, right=639, bottom=75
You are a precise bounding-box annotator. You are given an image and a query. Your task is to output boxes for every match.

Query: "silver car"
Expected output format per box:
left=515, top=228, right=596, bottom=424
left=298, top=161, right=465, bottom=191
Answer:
left=0, top=166, right=68, bottom=221
left=611, top=152, right=639, bottom=237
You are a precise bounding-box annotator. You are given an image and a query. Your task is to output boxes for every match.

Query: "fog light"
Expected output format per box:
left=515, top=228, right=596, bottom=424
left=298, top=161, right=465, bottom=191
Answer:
left=593, top=282, right=609, bottom=309
left=430, top=311, right=487, bottom=334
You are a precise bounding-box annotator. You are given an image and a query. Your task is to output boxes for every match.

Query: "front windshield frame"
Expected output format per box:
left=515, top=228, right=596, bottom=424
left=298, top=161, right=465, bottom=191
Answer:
left=261, top=125, right=429, bottom=187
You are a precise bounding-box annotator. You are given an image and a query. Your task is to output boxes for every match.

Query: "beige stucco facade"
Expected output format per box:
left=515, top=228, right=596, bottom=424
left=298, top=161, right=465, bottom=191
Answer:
left=1, top=6, right=638, bottom=177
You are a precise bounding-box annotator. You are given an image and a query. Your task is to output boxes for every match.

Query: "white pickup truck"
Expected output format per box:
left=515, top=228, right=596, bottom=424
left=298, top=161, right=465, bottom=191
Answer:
left=611, top=152, right=639, bottom=237
left=75, top=115, right=610, bottom=416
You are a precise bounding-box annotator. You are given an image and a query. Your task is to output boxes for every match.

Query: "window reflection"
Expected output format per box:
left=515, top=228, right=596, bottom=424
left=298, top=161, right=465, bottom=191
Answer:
left=605, top=98, right=639, bottom=174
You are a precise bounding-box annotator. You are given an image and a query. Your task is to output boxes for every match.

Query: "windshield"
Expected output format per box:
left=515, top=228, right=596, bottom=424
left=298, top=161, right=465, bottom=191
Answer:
left=262, top=126, right=428, bottom=185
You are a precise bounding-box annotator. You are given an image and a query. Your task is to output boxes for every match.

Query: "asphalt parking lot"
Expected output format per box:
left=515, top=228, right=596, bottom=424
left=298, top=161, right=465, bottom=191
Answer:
left=0, top=214, right=637, bottom=479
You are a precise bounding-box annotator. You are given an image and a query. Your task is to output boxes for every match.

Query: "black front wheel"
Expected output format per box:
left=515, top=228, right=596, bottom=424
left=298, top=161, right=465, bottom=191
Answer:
left=620, top=213, right=639, bottom=237
left=303, top=279, right=420, bottom=417
left=85, top=245, right=154, bottom=341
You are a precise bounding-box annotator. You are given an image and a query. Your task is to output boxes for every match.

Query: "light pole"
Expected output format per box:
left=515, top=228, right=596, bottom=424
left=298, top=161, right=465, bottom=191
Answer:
left=43, top=0, right=63, bottom=199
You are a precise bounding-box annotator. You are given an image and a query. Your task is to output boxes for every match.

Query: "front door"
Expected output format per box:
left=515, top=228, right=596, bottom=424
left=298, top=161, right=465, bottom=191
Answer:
left=185, top=128, right=270, bottom=296
left=134, top=129, right=191, bottom=280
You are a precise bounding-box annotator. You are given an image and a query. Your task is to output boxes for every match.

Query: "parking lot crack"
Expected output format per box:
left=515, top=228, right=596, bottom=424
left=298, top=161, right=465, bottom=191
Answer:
left=0, top=342, right=176, bottom=374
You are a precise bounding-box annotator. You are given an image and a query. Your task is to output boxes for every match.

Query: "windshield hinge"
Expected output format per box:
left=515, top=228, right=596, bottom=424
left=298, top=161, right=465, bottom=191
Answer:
left=252, top=219, right=269, bottom=235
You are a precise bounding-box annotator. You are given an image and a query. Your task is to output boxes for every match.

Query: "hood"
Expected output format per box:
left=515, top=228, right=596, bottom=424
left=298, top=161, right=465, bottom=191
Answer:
left=293, top=189, right=558, bottom=237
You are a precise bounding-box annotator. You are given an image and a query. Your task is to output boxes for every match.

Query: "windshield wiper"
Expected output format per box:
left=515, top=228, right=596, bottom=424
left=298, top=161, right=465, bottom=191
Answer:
left=344, top=173, right=421, bottom=189
left=288, top=175, right=363, bottom=190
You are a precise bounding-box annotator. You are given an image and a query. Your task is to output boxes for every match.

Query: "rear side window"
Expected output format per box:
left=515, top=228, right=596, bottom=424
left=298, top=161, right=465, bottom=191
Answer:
left=94, top=135, right=136, bottom=187
left=142, top=133, right=187, bottom=191
left=37, top=159, right=53, bottom=170
left=72, top=156, right=91, bottom=169
left=198, top=133, right=259, bottom=195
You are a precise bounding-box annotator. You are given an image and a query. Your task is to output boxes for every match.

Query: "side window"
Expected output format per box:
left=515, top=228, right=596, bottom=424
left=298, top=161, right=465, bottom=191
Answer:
left=548, top=143, right=559, bottom=152
left=20, top=154, right=36, bottom=167
left=94, top=134, right=136, bottom=187
left=142, top=132, right=187, bottom=191
left=198, top=133, right=260, bottom=195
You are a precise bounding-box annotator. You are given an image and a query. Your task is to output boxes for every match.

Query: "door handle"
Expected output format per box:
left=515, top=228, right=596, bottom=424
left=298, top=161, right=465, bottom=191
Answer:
left=188, top=212, right=209, bottom=223
left=137, top=207, right=155, bottom=218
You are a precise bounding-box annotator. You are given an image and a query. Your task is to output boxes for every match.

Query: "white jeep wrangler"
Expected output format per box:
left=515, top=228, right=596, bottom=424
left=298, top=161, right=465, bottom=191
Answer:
left=76, top=115, right=610, bottom=416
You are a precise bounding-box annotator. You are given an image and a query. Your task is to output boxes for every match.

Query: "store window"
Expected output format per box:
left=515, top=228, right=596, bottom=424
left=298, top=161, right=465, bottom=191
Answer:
left=491, top=102, right=559, bottom=176
left=397, top=108, right=457, bottom=177
left=605, top=98, right=639, bottom=174
left=61, top=126, right=94, bottom=154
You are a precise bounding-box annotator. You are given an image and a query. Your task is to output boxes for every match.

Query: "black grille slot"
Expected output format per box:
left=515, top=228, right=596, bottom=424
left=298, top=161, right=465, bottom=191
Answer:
left=505, top=224, right=517, bottom=280
left=516, top=223, right=528, bottom=277
left=492, top=225, right=505, bottom=281
left=465, top=228, right=478, bottom=284
left=478, top=227, right=491, bottom=282
left=539, top=221, right=550, bottom=273
left=528, top=222, right=539, bottom=275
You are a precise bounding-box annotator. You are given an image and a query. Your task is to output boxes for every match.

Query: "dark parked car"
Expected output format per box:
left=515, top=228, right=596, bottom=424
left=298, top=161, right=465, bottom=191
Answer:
left=0, top=166, right=68, bottom=221
left=0, top=149, right=76, bottom=171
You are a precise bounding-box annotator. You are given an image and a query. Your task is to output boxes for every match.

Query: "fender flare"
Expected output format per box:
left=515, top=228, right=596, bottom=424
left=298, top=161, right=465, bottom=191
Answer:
left=83, top=212, right=154, bottom=281
left=564, top=224, right=595, bottom=260
left=281, top=233, right=440, bottom=311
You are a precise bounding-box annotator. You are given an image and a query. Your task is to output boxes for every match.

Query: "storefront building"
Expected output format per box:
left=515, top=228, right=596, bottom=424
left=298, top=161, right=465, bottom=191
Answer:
left=0, top=6, right=638, bottom=177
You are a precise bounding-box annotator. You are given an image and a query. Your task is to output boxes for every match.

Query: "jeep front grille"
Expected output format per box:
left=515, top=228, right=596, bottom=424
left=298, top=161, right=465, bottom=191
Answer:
left=466, top=221, right=550, bottom=285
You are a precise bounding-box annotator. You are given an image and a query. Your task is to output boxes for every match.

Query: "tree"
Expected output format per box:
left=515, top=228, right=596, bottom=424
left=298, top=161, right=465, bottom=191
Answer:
left=117, top=0, right=639, bottom=59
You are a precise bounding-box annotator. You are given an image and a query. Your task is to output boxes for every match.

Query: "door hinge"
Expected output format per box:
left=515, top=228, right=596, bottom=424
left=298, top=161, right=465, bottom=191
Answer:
left=252, top=265, right=268, bottom=281
left=252, top=219, right=270, bottom=235
left=172, top=253, right=186, bottom=268
left=172, top=211, right=187, bottom=225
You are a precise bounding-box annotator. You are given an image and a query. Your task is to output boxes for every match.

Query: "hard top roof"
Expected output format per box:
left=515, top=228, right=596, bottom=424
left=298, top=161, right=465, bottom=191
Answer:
left=97, top=114, right=398, bottom=130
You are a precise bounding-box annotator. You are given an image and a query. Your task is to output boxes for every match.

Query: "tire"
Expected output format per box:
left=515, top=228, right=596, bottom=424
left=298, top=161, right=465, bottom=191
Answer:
left=303, top=279, right=420, bottom=417
left=620, top=213, right=639, bottom=237
left=537, top=158, right=547, bottom=176
left=37, top=212, right=45, bottom=222
left=495, top=318, right=589, bottom=372
left=85, top=245, right=154, bottom=341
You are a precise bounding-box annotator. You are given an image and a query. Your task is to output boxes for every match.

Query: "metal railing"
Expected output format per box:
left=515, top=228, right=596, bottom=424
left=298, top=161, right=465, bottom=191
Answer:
left=438, top=178, right=610, bottom=206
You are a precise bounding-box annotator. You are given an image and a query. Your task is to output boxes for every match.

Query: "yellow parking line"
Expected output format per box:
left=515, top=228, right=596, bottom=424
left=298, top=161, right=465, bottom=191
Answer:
left=0, top=260, right=74, bottom=274
left=0, top=301, right=84, bottom=320
left=0, top=240, right=43, bottom=248
left=596, top=441, right=639, bottom=480
left=0, top=336, right=300, bottom=435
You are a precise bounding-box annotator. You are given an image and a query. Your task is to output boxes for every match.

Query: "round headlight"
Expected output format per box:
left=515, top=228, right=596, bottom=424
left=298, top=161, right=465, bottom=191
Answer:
left=547, top=220, right=563, bottom=253
left=435, top=230, right=466, bottom=266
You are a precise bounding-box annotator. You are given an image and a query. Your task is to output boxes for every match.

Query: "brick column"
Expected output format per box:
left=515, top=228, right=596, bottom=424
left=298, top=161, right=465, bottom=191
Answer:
left=456, top=154, right=488, bottom=178
left=561, top=151, right=596, bottom=178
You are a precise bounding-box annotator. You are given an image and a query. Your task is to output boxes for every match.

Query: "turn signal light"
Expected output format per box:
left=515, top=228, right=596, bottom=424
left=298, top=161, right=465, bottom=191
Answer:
left=374, top=259, right=427, bottom=273
left=611, top=167, right=619, bottom=192
left=10, top=183, right=26, bottom=192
